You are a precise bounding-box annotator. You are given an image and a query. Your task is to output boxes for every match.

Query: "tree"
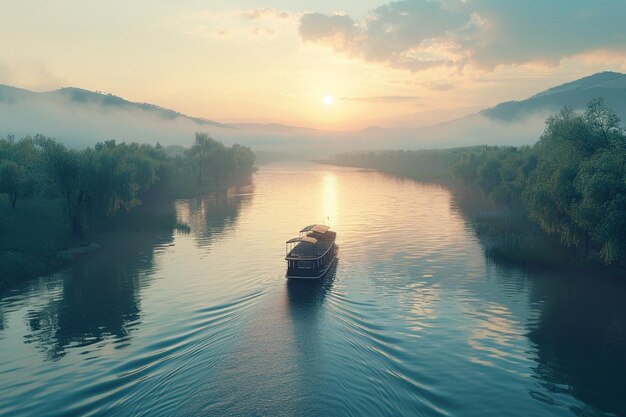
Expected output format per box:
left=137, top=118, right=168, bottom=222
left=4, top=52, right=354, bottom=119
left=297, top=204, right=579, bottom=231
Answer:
left=575, top=147, right=626, bottom=265
left=452, top=152, right=481, bottom=185
left=524, top=100, right=626, bottom=262
left=584, top=97, right=621, bottom=143
left=477, top=158, right=502, bottom=194
left=230, top=144, right=256, bottom=175
left=185, top=133, right=228, bottom=186
left=0, top=160, right=20, bottom=208
left=0, top=136, right=39, bottom=208
left=36, top=137, right=89, bottom=235
left=524, top=107, right=589, bottom=251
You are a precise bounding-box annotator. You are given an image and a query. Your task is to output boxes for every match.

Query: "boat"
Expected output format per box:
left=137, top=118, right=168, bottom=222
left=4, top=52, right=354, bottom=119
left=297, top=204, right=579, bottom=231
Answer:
left=285, top=224, right=338, bottom=279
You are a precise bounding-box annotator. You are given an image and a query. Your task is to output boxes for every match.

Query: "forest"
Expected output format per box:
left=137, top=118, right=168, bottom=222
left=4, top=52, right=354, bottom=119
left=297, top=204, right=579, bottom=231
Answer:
left=0, top=132, right=255, bottom=235
left=0, top=133, right=255, bottom=282
left=335, top=99, right=626, bottom=267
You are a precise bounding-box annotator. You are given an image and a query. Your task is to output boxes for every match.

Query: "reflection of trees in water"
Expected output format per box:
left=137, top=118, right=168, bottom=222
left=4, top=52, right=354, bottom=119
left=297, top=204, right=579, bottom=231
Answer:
left=527, top=273, right=626, bottom=416
left=450, top=188, right=577, bottom=267
left=451, top=189, right=626, bottom=415
left=177, top=183, right=254, bottom=248
left=23, top=185, right=254, bottom=361
left=26, top=229, right=173, bottom=361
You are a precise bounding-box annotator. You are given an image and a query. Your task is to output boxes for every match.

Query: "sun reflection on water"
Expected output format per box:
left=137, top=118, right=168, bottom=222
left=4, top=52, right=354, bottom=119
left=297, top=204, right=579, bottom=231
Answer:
left=321, top=172, right=338, bottom=228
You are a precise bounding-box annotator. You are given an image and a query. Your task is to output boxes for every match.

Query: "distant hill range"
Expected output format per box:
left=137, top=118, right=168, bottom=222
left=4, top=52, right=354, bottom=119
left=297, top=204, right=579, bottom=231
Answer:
left=0, top=84, right=228, bottom=128
left=1, top=71, right=625, bottom=153
left=355, top=71, right=626, bottom=149
left=481, top=71, right=626, bottom=121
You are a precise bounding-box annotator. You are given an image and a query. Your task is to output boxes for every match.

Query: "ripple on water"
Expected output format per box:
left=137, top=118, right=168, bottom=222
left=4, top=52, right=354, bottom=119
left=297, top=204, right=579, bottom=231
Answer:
left=1, top=162, right=624, bottom=417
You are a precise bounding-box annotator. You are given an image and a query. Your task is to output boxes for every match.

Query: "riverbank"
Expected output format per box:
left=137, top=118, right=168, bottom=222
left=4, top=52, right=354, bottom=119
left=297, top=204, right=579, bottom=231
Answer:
left=0, top=133, right=257, bottom=290
left=0, top=195, right=186, bottom=292
left=332, top=102, right=626, bottom=268
left=322, top=159, right=621, bottom=273
left=450, top=185, right=585, bottom=268
left=0, top=197, right=87, bottom=290
left=0, top=175, right=254, bottom=291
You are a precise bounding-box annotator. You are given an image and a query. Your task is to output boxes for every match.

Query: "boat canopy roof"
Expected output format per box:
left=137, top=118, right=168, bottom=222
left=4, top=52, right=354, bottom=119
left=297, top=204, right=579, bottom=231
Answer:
left=300, top=224, right=329, bottom=234
left=286, top=236, right=318, bottom=244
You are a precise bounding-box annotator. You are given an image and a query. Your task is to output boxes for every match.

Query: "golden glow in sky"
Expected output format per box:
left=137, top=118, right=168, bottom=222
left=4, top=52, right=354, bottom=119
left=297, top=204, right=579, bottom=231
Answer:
left=0, top=1, right=625, bottom=130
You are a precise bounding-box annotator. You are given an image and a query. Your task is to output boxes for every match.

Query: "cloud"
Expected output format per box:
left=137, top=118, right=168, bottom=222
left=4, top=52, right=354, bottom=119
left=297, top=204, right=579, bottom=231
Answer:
left=299, top=0, right=626, bottom=71
left=299, top=13, right=358, bottom=44
left=426, top=81, right=454, bottom=91
left=199, top=8, right=292, bottom=21
left=252, top=27, right=276, bottom=38
left=340, top=95, right=421, bottom=103
left=242, top=8, right=291, bottom=20
left=188, top=8, right=294, bottom=41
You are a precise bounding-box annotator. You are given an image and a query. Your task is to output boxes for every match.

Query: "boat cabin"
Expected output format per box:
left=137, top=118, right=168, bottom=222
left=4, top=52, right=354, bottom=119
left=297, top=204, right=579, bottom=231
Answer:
left=285, top=224, right=338, bottom=279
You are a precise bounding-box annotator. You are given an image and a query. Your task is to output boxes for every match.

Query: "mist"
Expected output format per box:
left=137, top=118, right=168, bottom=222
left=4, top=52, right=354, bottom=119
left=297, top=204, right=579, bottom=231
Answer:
left=0, top=85, right=552, bottom=158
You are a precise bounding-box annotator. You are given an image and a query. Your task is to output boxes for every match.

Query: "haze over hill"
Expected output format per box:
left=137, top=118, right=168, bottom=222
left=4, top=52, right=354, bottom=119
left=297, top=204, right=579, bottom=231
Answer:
left=361, top=71, right=626, bottom=149
left=0, top=83, right=334, bottom=153
left=1, top=71, right=625, bottom=155
left=481, top=71, right=626, bottom=122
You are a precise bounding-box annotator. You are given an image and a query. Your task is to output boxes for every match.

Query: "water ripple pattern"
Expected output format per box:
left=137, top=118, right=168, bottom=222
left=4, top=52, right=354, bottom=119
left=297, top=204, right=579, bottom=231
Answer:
left=1, top=162, right=625, bottom=417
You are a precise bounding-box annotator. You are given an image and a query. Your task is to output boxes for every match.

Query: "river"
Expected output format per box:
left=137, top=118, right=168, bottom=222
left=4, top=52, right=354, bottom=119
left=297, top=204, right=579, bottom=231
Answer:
left=1, top=162, right=625, bottom=417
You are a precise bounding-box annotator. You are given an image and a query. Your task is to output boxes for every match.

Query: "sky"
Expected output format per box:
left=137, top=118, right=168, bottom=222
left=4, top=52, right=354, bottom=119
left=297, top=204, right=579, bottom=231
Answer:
left=1, top=0, right=625, bottom=130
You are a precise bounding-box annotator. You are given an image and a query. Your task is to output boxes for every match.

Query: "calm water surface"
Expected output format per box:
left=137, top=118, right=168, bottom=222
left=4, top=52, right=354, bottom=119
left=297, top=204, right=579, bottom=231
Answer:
left=1, top=162, right=625, bottom=416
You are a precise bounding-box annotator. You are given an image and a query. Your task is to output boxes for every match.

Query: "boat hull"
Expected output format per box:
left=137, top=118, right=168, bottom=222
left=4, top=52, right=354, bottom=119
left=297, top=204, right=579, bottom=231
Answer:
left=286, top=247, right=338, bottom=280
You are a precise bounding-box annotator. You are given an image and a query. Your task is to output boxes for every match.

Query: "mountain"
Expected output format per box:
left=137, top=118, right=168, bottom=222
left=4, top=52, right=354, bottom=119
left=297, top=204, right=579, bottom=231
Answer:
left=1, top=71, right=625, bottom=154
left=360, top=71, right=626, bottom=149
left=365, top=106, right=484, bottom=129
left=0, top=83, right=332, bottom=152
left=480, top=71, right=626, bottom=122
left=0, top=84, right=227, bottom=128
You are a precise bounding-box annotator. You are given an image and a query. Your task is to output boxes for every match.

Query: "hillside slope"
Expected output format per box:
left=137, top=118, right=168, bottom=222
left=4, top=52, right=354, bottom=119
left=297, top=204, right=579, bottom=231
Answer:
left=481, top=71, right=626, bottom=122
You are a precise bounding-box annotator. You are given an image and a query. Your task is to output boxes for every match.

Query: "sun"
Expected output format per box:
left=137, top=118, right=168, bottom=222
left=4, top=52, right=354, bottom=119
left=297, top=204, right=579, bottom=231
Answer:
left=323, top=94, right=334, bottom=106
